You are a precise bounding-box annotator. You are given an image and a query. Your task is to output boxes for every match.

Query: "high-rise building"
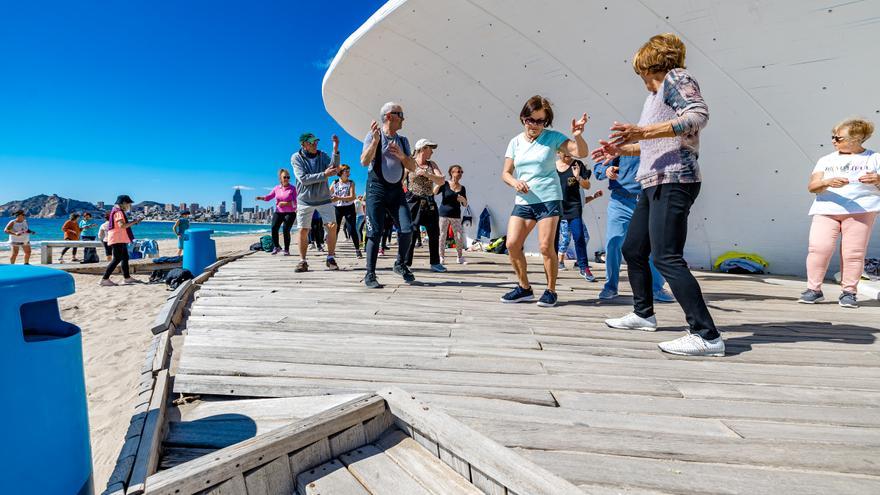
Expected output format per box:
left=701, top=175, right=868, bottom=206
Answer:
left=233, top=188, right=243, bottom=214
left=219, top=201, right=227, bottom=215
left=179, top=202, right=187, bottom=211
left=189, top=203, right=200, bottom=213
left=164, top=203, right=174, bottom=212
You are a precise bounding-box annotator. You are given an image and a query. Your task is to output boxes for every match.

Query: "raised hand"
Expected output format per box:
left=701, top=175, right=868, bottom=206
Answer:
left=332, top=134, right=339, bottom=150
left=370, top=120, right=381, bottom=141
left=608, top=121, right=644, bottom=146
left=571, top=113, right=589, bottom=137
left=591, top=139, right=621, bottom=164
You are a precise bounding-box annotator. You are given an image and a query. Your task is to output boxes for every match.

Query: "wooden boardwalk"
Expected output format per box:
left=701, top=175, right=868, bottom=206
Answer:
left=171, top=241, right=880, bottom=494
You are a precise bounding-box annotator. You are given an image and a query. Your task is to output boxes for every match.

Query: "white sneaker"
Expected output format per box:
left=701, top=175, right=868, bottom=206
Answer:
left=99, top=279, right=117, bottom=287
left=605, top=312, right=657, bottom=331
left=658, top=333, right=725, bottom=357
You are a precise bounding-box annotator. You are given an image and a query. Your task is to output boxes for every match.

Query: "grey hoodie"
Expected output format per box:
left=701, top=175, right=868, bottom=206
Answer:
left=290, top=149, right=340, bottom=206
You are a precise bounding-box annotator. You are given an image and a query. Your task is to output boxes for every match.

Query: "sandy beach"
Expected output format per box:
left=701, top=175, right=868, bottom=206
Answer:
left=46, top=234, right=258, bottom=490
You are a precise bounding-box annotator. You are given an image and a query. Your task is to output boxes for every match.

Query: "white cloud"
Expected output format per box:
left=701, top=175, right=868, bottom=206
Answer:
left=232, top=185, right=254, bottom=191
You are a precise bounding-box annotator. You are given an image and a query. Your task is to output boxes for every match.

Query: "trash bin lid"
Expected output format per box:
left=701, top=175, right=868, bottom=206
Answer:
left=0, top=265, right=75, bottom=303
left=187, top=228, right=214, bottom=236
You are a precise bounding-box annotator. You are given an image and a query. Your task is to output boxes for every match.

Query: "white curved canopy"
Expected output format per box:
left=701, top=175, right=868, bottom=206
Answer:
left=323, top=0, right=880, bottom=275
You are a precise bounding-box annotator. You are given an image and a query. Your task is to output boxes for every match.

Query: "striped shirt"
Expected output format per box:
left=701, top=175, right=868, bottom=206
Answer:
left=636, top=68, right=709, bottom=188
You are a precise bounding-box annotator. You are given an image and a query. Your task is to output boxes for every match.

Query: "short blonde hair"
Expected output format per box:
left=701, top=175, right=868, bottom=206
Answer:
left=834, top=118, right=874, bottom=143
left=632, top=33, right=686, bottom=75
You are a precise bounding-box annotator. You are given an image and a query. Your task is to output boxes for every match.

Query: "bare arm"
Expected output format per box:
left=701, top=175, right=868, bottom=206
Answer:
left=428, top=162, right=446, bottom=185
left=562, top=113, right=590, bottom=157
left=360, top=120, right=381, bottom=166
left=808, top=171, right=849, bottom=193
left=502, top=157, right=529, bottom=193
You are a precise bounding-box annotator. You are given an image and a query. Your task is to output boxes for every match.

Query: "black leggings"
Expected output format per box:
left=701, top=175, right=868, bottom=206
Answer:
left=335, top=204, right=359, bottom=250
left=60, top=246, right=78, bottom=258
left=405, top=199, right=440, bottom=266
left=271, top=211, right=296, bottom=250
left=102, top=243, right=130, bottom=279
left=309, top=216, right=325, bottom=247
left=622, top=183, right=719, bottom=340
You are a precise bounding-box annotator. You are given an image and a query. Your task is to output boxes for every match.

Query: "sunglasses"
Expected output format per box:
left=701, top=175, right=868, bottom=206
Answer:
left=522, top=117, right=547, bottom=126
left=831, top=135, right=847, bottom=143
left=388, top=111, right=405, bottom=119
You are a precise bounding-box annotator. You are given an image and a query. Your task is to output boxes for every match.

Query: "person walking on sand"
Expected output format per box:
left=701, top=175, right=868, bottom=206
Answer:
left=500, top=95, right=590, bottom=308
left=799, top=118, right=880, bottom=308
left=594, top=155, right=675, bottom=303
left=332, top=165, right=363, bottom=258
left=359, top=102, right=419, bottom=288
left=437, top=165, right=469, bottom=265
left=172, top=210, right=192, bottom=256
left=5, top=210, right=35, bottom=264
left=59, top=213, right=82, bottom=262
left=291, top=132, right=341, bottom=272
left=257, top=168, right=298, bottom=255
left=593, top=33, right=723, bottom=357
left=404, top=138, right=447, bottom=272
left=100, top=195, right=142, bottom=286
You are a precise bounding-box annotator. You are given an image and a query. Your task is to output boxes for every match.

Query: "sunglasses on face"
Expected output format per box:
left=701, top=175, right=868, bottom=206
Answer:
left=831, top=135, right=847, bottom=143
left=522, top=117, right=547, bottom=126
left=389, top=111, right=404, bottom=119
left=281, top=176, right=290, bottom=179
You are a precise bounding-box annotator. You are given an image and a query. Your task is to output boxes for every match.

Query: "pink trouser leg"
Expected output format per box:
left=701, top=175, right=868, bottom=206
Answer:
left=806, top=215, right=841, bottom=291
left=839, top=212, right=878, bottom=293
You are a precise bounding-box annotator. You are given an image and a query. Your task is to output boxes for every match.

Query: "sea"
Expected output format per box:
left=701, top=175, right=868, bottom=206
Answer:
left=0, top=218, right=270, bottom=251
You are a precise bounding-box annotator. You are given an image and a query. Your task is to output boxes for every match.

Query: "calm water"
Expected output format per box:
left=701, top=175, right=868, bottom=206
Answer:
left=0, top=218, right=270, bottom=250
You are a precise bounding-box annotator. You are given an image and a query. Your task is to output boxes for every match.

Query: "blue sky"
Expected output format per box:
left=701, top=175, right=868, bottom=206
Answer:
left=0, top=0, right=385, bottom=209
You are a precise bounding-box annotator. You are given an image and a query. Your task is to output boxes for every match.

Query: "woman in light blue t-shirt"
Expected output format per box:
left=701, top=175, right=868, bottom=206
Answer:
left=500, top=95, right=589, bottom=308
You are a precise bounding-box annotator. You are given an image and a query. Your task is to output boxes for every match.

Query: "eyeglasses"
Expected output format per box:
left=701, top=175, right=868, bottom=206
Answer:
left=281, top=176, right=290, bottom=179
left=522, top=117, right=547, bottom=126
left=831, top=135, right=847, bottom=143
left=389, top=111, right=405, bottom=119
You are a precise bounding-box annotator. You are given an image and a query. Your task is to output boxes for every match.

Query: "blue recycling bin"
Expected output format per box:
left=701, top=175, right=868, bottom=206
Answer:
left=182, top=228, right=216, bottom=275
left=0, top=265, right=93, bottom=495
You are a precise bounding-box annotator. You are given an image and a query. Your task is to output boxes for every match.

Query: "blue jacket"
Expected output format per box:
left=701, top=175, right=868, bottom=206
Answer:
left=593, top=155, right=641, bottom=196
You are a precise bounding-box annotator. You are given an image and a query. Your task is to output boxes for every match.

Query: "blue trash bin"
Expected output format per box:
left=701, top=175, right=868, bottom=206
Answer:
left=182, top=228, right=216, bottom=276
left=0, top=265, right=93, bottom=495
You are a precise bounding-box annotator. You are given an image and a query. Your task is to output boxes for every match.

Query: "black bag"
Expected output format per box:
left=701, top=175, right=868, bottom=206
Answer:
left=249, top=242, right=263, bottom=251
left=149, top=269, right=172, bottom=284
left=81, top=247, right=99, bottom=264
left=164, top=268, right=194, bottom=289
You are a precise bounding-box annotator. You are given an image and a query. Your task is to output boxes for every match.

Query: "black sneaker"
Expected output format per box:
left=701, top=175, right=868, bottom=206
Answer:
left=326, top=256, right=339, bottom=271
left=393, top=262, right=416, bottom=283
left=500, top=285, right=534, bottom=303
left=537, top=289, right=558, bottom=308
left=364, top=272, right=382, bottom=289
left=839, top=291, right=859, bottom=308
left=295, top=260, right=309, bottom=273
left=798, top=289, right=824, bottom=304
left=356, top=249, right=363, bottom=259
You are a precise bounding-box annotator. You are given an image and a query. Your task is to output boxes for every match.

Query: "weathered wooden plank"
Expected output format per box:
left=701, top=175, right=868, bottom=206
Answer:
left=329, top=423, right=367, bottom=457
left=127, top=370, right=169, bottom=495
left=182, top=395, right=363, bottom=423
left=411, top=429, right=440, bottom=457
left=471, top=467, right=505, bottom=495
left=339, top=444, right=433, bottom=495
left=144, top=394, right=383, bottom=495
left=439, top=444, right=472, bottom=481
left=165, top=419, right=259, bottom=449
left=363, top=410, right=394, bottom=444
left=151, top=330, right=170, bottom=373
left=159, top=447, right=214, bottom=470
left=243, top=456, right=294, bottom=495
left=296, top=459, right=370, bottom=495
left=380, top=387, right=582, bottom=495
left=288, top=438, right=332, bottom=480
left=672, top=381, right=880, bottom=407
left=196, top=473, right=246, bottom=495
left=376, top=429, right=482, bottom=494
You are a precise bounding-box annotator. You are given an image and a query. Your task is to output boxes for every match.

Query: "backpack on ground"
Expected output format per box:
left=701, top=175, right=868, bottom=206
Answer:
left=164, top=268, right=194, bottom=290
left=486, top=235, right=507, bottom=254
left=81, top=247, right=99, bottom=264
left=149, top=268, right=172, bottom=284
left=259, top=235, right=274, bottom=252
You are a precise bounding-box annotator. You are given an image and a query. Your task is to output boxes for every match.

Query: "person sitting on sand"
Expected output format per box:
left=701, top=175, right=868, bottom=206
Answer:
left=59, top=212, right=82, bottom=262
left=100, top=195, right=142, bottom=286
left=5, top=210, right=36, bottom=265
left=172, top=210, right=192, bottom=256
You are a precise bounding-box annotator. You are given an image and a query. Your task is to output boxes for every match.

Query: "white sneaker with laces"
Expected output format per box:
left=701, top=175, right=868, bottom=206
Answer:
left=605, top=312, right=657, bottom=331
left=658, top=333, right=725, bottom=357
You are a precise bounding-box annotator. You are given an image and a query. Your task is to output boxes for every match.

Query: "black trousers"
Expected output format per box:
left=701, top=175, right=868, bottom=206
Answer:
left=622, top=183, right=719, bottom=340
left=61, top=245, right=78, bottom=258
left=405, top=198, right=440, bottom=266
left=364, top=180, right=412, bottom=273
left=270, top=211, right=296, bottom=250
left=309, top=216, right=325, bottom=247
left=102, top=243, right=130, bottom=279
left=335, top=204, right=360, bottom=249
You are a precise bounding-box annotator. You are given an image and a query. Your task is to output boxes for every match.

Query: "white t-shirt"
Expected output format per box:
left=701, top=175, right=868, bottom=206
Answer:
left=505, top=129, right=569, bottom=205
left=6, top=219, right=30, bottom=244
left=809, top=150, right=880, bottom=215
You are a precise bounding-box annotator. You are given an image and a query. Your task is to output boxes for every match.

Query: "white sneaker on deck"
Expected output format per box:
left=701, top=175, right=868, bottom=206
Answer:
left=605, top=312, right=657, bottom=331
left=658, top=333, right=725, bottom=357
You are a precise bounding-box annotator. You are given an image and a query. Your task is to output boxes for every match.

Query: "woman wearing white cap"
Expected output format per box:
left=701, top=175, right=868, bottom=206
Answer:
left=403, top=138, right=448, bottom=272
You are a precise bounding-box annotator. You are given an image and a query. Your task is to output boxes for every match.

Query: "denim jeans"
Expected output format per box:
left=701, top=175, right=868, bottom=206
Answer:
left=604, top=190, right=666, bottom=294
left=556, top=217, right=589, bottom=268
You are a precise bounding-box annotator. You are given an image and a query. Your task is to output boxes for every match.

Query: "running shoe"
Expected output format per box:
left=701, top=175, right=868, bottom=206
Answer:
left=457, top=256, right=468, bottom=264
left=605, top=312, right=657, bottom=331
left=271, top=247, right=281, bottom=255
left=537, top=289, right=558, bottom=308
left=500, top=285, right=534, bottom=303
left=558, top=261, right=566, bottom=271
left=658, top=332, right=725, bottom=357
left=798, top=289, right=824, bottom=304
left=356, top=249, right=363, bottom=259
left=580, top=267, right=597, bottom=282
left=364, top=272, right=381, bottom=289
left=326, top=256, right=339, bottom=271
left=839, top=291, right=859, bottom=308
left=654, top=288, right=676, bottom=303
left=295, top=260, right=309, bottom=273
left=283, top=250, right=291, bottom=256
left=598, top=288, right=618, bottom=300
left=99, top=279, right=117, bottom=287
left=393, top=262, right=416, bottom=283
left=430, top=263, right=447, bottom=273
left=378, top=248, right=385, bottom=256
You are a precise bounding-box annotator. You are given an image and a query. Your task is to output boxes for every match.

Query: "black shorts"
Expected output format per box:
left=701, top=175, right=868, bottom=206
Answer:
left=511, top=200, right=562, bottom=221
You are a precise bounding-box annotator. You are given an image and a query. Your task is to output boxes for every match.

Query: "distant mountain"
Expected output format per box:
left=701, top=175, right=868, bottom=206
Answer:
left=134, top=200, right=164, bottom=210
left=0, top=194, right=104, bottom=219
